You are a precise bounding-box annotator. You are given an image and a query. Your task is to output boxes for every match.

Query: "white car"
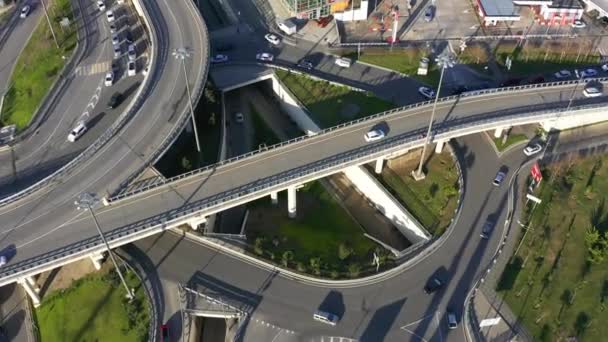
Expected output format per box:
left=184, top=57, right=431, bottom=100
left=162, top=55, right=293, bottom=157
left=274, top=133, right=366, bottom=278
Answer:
left=127, top=61, right=136, bottom=76
left=554, top=70, right=571, bottom=78
left=335, top=57, right=352, bottom=68
left=580, top=68, right=598, bottom=78
left=364, top=128, right=386, bottom=142
left=446, top=311, right=458, bottom=329
left=67, top=122, right=87, bottom=142
left=256, top=52, right=274, bottom=62
left=211, top=54, right=229, bottom=63
left=235, top=112, right=244, bottom=123
left=97, top=0, right=106, bottom=11
left=602, top=64, right=608, bottom=72
left=127, top=44, right=136, bottom=61
left=264, top=33, right=281, bottom=45
left=583, top=85, right=602, bottom=97
left=418, top=86, right=436, bottom=99
left=104, top=71, right=114, bottom=87
left=0, top=255, right=6, bottom=267
left=20, top=5, right=31, bottom=18
left=571, top=20, right=586, bottom=28
left=106, top=10, right=115, bottom=23
left=523, top=143, right=543, bottom=156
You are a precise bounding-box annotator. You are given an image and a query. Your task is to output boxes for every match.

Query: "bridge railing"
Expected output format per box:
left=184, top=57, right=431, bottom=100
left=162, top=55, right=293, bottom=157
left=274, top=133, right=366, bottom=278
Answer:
left=108, top=69, right=608, bottom=202
left=2, top=101, right=607, bottom=285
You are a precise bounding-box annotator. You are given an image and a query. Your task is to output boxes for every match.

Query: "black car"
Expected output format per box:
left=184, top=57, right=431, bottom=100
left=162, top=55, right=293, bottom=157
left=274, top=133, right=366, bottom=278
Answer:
left=480, top=220, right=495, bottom=239
left=424, top=276, right=444, bottom=294
left=424, top=6, right=435, bottom=22
left=297, top=59, right=314, bottom=70
left=107, top=92, right=123, bottom=109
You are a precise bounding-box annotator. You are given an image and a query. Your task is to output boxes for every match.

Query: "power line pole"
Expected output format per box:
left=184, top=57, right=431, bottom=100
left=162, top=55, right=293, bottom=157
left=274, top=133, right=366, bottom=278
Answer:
left=412, top=54, right=455, bottom=181
left=173, top=48, right=202, bottom=153
left=40, top=0, right=60, bottom=49
left=75, top=192, right=134, bottom=301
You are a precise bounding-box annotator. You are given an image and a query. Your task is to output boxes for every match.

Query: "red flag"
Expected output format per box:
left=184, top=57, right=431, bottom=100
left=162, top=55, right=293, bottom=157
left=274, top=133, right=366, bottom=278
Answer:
left=530, top=163, right=542, bottom=183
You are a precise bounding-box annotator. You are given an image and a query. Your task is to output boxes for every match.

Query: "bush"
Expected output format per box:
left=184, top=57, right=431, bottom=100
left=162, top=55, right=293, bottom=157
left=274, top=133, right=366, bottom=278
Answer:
left=338, top=243, right=353, bottom=261
left=348, top=263, right=361, bottom=278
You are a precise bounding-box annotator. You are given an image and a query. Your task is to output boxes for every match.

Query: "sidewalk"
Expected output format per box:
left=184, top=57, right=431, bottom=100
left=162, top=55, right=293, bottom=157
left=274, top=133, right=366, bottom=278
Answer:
left=471, top=290, right=522, bottom=342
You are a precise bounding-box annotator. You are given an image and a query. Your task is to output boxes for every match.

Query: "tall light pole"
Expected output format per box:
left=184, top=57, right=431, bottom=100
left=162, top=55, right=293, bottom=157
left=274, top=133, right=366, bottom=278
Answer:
left=172, top=47, right=202, bottom=153
left=40, top=0, right=60, bottom=49
left=412, top=54, right=456, bottom=181
left=75, top=192, right=134, bottom=300
left=566, top=69, right=583, bottom=113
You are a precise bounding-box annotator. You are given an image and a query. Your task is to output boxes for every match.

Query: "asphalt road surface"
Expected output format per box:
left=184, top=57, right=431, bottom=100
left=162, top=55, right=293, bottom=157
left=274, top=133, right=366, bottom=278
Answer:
left=0, top=79, right=602, bottom=285
left=0, top=0, right=209, bottom=283
left=131, top=133, right=533, bottom=341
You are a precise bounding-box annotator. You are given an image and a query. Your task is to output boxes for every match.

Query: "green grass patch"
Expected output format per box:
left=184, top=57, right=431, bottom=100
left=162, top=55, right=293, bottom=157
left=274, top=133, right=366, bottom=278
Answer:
left=275, top=70, right=395, bottom=128
left=497, top=155, right=608, bottom=341
left=0, top=0, right=77, bottom=130
left=493, top=133, right=528, bottom=152
left=249, top=103, right=280, bottom=148
left=36, top=270, right=149, bottom=342
left=247, top=181, right=392, bottom=278
left=351, top=51, right=442, bottom=87
left=375, top=151, right=459, bottom=236
left=155, top=84, right=222, bottom=177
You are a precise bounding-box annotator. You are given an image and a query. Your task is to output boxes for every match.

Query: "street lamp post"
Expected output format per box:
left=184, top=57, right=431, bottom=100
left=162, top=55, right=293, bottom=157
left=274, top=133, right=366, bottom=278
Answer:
left=75, top=192, right=134, bottom=300
left=40, top=0, right=60, bottom=49
left=172, top=47, right=202, bottom=153
left=412, top=54, right=455, bottom=181
left=566, top=69, right=583, bottom=113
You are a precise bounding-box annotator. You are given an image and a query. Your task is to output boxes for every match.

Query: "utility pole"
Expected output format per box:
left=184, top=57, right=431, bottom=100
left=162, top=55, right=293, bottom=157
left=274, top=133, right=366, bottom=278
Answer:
left=75, top=192, right=134, bottom=300
left=40, top=0, right=60, bottom=49
left=173, top=47, right=201, bottom=153
left=412, top=54, right=455, bottom=181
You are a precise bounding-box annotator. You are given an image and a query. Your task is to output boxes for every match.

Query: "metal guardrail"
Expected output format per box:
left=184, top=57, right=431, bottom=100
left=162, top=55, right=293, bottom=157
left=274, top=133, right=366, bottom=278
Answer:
left=108, top=74, right=607, bottom=202
left=0, top=0, right=165, bottom=207
left=113, top=0, right=210, bottom=196
left=0, top=99, right=602, bottom=284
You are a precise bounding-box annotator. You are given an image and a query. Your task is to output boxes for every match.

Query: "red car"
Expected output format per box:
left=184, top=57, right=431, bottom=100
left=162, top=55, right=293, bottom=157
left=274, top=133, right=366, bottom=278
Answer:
left=315, top=15, right=333, bottom=28
left=160, top=324, right=169, bottom=341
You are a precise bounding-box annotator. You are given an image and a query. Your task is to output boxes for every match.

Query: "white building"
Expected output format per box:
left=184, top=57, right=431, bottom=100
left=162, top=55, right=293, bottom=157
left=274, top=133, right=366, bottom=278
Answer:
left=476, top=0, right=583, bottom=25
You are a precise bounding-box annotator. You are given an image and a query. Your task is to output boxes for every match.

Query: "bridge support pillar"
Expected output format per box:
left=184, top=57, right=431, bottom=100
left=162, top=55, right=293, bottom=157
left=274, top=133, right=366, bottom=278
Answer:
left=188, top=216, right=207, bottom=231
left=19, top=279, right=40, bottom=307
left=90, top=252, right=105, bottom=270
left=374, top=157, right=384, bottom=174
left=270, top=191, right=278, bottom=205
left=494, top=127, right=505, bottom=138
left=435, top=140, right=445, bottom=154
left=287, top=186, right=297, bottom=219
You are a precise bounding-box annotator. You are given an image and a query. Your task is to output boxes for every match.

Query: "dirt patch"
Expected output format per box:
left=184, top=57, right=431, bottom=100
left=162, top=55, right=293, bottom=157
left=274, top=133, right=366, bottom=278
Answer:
left=34, top=257, right=112, bottom=298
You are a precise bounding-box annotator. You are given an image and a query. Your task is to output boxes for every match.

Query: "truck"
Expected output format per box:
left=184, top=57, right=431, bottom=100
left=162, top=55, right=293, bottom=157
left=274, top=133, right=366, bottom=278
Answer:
left=278, top=18, right=297, bottom=35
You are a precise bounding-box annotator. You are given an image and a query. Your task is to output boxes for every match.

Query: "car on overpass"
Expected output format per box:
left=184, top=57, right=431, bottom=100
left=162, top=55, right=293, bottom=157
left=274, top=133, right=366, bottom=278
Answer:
left=554, top=70, right=571, bottom=79
left=418, top=86, right=435, bottom=99
left=364, top=128, right=386, bottom=142
left=583, top=84, right=603, bottom=98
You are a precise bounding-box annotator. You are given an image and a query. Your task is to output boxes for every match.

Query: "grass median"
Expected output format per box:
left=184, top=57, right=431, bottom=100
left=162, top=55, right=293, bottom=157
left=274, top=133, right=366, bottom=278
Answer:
left=497, top=155, right=608, bottom=341
left=275, top=70, right=394, bottom=128
left=0, top=0, right=77, bottom=130
left=36, top=269, right=150, bottom=342
left=493, top=133, right=528, bottom=152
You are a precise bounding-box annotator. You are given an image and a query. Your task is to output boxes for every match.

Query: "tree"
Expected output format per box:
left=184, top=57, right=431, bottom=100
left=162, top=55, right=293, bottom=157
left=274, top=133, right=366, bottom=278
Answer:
left=281, top=250, right=294, bottom=268
left=585, top=226, right=607, bottom=264
left=309, top=257, right=321, bottom=275
left=253, top=237, right=264, bottom=255
left=348, top=263, right=361, bottom=278
left=181, top=156, right=192, bottom=171
left=338, top=243, right=353, bottom=260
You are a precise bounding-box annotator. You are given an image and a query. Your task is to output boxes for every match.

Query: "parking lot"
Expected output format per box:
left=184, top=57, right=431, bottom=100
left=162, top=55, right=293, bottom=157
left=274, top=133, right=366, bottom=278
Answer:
left=401, top=0, right=479, bottom=40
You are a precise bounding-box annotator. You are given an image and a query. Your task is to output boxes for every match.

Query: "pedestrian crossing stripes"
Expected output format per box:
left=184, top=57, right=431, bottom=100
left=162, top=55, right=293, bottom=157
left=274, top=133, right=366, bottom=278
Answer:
left=75, top=61, right=111, bottom=76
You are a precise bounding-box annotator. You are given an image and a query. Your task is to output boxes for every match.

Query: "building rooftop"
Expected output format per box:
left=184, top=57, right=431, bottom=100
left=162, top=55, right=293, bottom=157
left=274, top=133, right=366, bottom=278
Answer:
left=479, top=0, right=520, bottom=17
left=548, top=0, right=583, bottom=9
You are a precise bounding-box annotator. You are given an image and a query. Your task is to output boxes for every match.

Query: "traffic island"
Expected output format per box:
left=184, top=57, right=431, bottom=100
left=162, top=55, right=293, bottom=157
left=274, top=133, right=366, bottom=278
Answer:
left=33, top=260, right=150, bottom=342
left=244, top=181, right=394, bottom=279
left=0, top=0, right=77, bottom=130
left=372, top=148, right=460, bottom=237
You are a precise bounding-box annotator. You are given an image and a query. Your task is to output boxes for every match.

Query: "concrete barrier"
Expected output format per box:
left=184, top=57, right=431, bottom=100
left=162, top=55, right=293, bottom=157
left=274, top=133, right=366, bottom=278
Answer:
left=270, top=71, right=430, bottom=243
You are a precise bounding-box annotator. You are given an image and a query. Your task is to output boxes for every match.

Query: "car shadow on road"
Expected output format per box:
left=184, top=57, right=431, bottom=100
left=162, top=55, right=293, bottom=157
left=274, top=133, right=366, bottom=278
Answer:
left=358, top=298, right=407, bottom=342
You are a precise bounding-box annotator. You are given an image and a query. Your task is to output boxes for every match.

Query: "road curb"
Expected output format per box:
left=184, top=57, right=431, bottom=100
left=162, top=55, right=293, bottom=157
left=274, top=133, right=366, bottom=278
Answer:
left=482, top=131, right=530, bottom=157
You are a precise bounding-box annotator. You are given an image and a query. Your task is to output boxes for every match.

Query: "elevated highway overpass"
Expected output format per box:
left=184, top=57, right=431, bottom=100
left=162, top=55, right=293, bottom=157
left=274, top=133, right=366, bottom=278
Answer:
left=0, top=0, right=209, bottom=288
left=1, top=77, right=608, bottom=287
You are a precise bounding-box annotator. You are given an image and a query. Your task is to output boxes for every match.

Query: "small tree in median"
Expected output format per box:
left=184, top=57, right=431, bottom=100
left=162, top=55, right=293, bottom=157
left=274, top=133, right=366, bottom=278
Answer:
left=281, top=250, right=294, bottom=268
left=338, top=243, right=353, bottom=261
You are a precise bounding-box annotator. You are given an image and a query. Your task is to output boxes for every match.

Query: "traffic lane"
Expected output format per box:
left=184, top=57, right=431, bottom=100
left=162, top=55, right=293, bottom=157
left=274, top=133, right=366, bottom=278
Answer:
left=0, top=82, right=592, bottom=253
left=0, top=0, right=208, bottom=264
left=109, top=82, right=591, bottom=205
left=0, top=2, right=42, bottom=88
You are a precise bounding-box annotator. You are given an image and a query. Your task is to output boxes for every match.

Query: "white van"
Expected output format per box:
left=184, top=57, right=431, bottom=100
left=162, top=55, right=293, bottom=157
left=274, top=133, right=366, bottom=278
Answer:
left=313, top=310, right=339, bottom=326
left=335, top=57, right=352, bottom=68
left=278, top=19, right=296, bottom=35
